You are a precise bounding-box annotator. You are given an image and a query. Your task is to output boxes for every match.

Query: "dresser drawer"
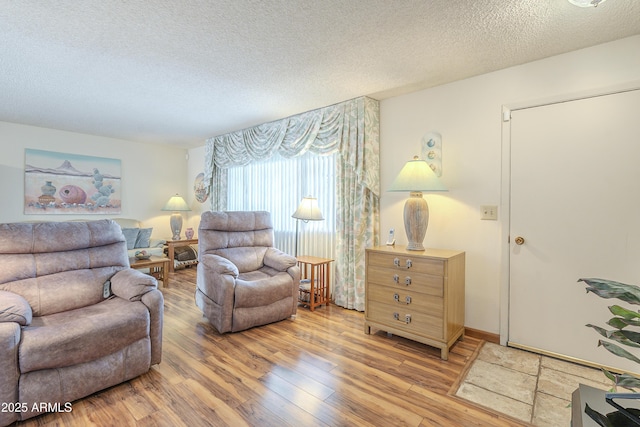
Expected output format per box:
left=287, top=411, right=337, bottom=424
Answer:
left=367, top=265, right=444, bottom=297
left=367, top=300, right=443, bottom=340
left=367, top=251, right=444, bottom=276
left=367, top=284, right=443, bottom=316
left=364, top=246, right=464, bottom=360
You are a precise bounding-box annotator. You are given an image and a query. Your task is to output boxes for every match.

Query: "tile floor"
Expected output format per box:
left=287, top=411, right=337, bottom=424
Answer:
left=456, top=342, right=612, bottom=426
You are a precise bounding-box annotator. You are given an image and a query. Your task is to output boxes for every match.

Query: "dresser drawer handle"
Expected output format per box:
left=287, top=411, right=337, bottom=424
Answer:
left=393, top=293, right=412, bottom=305
left=405, top=276, right=412, bottom=286
left=393, top=274, right=400, bottom=284
left=394, top=257, right=400, bottom=267
left=406, top=259, right=412, bottom=269
left=393, top=312, right=412, bottom=324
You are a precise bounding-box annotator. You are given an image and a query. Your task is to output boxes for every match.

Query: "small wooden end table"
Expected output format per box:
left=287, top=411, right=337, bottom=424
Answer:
left=129, top=256, right=170, bottom=287
left=297, top=255, right=333, bottom=311
left=165, top=238, right=198, bottom=272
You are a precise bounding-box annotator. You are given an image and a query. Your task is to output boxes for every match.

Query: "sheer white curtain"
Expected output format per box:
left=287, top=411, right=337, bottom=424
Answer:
left=226, top=151, right=336, bottom=261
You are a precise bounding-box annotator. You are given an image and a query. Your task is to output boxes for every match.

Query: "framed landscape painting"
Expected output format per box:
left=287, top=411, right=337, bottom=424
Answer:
left=24, top=149, right=122, bottom=214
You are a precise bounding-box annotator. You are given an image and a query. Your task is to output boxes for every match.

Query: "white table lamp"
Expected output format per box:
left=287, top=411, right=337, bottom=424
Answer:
left=388, top=156, right=447, bottom=251
left=161, top=194, right=191, bottom=240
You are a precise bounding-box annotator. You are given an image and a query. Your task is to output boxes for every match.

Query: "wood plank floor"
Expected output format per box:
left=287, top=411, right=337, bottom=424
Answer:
left=16, top=268, right=527, bottom=427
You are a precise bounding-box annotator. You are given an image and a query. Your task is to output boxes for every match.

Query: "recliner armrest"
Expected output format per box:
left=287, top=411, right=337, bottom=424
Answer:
left=201, top=254, right=239, bottom=277
left=0, top=290, right=32, bottom=326
left=111, top=268, right=158, bottom=301
left=263, top=248, right=297, bottom=272
left=150, top=238, right=166, bottom=248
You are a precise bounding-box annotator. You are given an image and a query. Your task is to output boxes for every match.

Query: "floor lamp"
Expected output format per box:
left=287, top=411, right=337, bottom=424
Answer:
left=291, top=196, right=324, bottom=257
left=388, top=156, right=447, bottom=251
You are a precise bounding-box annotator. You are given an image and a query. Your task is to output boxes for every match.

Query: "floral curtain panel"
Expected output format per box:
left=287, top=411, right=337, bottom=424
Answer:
left=334, top=97, right=380, bottom=310
left=203, top=96, right=380, bottom=311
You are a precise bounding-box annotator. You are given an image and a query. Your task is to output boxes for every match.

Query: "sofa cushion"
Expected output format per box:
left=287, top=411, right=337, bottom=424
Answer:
left=134, top=228, right=153, bottom=249
left=0, top=220, right=125, bottom=255
left=0, top=290, right=32, bottom=326
left=1, top=266, right=123, bottom=317
left=121, top=228, right=139, bottom=250
left=234, top=271, right=294, bottom=309
left=19, top=297, right=150, bottom=373
left=213, top=247, right=268, bottom=273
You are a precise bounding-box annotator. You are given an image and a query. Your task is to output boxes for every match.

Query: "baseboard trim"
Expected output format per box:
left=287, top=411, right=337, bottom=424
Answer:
left=465, top=327, right=499, bottom=344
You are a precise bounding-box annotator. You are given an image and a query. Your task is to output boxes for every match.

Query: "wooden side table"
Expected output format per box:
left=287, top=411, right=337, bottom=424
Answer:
left=297, top=255, right=333, bottom=311
left=129, top=256, right=170, bottom=287
left=165, top=238, right=198, bottom=272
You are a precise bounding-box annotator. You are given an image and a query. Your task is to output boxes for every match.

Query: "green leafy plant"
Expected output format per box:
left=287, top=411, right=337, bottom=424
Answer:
left=579, top=278, right=640, bottom=391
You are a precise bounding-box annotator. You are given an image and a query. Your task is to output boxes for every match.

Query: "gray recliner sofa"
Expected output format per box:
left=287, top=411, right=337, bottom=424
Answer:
left=0, top=220, right=163, bottom=426
left=195, top=211, right=300, bottom=333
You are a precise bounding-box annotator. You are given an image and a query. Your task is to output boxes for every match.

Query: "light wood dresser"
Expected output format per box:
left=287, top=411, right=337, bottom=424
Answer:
left=364, top=245, right=465, bottom=360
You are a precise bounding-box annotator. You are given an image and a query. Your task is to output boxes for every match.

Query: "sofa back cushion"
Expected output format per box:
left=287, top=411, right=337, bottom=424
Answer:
left=0, top=220, right=129, bottom=316
left=198, top=211, right=274, bottom=273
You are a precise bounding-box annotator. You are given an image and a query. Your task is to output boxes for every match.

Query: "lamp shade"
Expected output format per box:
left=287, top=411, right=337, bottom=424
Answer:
left=388, top=156, right=447, bottom=192
left=161, top=194, right=191, bottom=212
left=292, top=197, right=324, bottom=221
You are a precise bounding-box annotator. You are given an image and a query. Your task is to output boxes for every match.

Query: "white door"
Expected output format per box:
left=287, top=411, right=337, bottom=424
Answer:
left=508, top=88, right=640, bottom=373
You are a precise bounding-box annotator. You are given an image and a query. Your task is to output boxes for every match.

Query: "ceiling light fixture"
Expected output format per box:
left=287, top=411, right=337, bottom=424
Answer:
left=568, top=0, right=607, bottom=7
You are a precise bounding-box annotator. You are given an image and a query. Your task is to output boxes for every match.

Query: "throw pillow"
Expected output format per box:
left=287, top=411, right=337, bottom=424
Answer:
left=135, top=227, right=153, bottom=248
left=0, top=290, right=33, bottom=326
left=121, top=228, right=139, bottom=250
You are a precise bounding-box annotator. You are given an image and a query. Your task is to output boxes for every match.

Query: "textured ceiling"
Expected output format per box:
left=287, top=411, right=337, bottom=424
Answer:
left=1, top=0, right=639, bottom=148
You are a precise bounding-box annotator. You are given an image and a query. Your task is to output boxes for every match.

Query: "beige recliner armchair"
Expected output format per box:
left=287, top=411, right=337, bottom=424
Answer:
left=195, top=211, right=300, bottom=333
left=0, top=220, right=163, bottom=426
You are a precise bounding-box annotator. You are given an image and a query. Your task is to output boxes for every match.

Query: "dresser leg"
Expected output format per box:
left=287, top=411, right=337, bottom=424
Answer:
left=440, top=347, right=449, bottom=361
left=364, top=323, right=371, bottom=334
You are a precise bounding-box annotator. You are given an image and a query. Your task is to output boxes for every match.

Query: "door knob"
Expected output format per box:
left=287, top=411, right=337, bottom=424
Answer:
left=514, top=236, right=525, bottom=245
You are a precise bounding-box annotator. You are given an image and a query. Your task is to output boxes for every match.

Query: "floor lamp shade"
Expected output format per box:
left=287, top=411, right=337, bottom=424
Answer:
left=161, top=194, right=191, bottom=240
left=388, top=156, right=447, bottom=251
left=291, top=196, right=324, bottom=256
left=292, top=197, right=324, bottom=221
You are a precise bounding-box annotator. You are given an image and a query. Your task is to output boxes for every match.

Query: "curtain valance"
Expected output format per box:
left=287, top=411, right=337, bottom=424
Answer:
left=203, top=96, right=379, bottom=196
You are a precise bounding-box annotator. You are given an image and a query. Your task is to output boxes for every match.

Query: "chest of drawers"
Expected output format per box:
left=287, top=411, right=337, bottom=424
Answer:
left=364, top=246, right=465, bottom=360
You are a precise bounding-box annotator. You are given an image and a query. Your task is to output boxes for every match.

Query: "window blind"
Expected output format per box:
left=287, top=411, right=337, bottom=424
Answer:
left=226, top=151, right=336, bottom=260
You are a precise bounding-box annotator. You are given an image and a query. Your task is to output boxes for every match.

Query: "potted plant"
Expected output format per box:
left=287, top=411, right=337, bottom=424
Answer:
left=578, top=278, right=640, bottom=425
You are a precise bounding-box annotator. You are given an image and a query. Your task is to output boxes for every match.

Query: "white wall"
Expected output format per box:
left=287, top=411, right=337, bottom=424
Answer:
left=0, top=121, right=189, bottom=240
left=380, top=35, right=640, bottom=334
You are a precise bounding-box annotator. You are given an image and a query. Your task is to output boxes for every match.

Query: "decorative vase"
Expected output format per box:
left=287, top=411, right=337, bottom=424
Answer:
left=185, top=227, right=194, bottom=239
left=59, top=185, right=87, bottom=204
left=41, top=181, right=56, bottom=196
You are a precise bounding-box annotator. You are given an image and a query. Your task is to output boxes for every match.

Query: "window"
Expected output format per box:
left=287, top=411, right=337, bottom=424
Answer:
left=226, top=151, right=336, bottom=259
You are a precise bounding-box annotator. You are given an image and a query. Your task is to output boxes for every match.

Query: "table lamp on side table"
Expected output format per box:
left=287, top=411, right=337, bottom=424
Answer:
left=388, top=156, right=447, bottom=251
left=161, top=193, right=191, bottom=240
